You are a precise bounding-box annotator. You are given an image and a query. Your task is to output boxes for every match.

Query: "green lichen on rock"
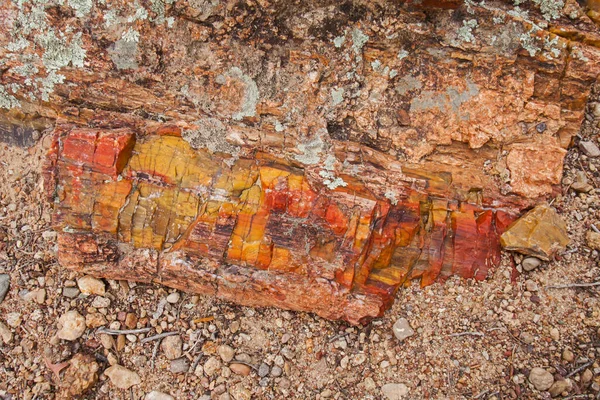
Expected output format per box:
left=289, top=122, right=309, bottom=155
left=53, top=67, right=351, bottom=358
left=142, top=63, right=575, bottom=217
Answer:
left=455, top=19, right=478, bottom=45
left=330, top=88, right=344, bottom=106
left=37, top=70, right=65, bottom=101
left=68, top=0, right=93, bottom=18
left=295, top=135, right=324, bottom=165
left=35, top=30, right=86, bottom=70
left=351, top=28, right=369, bottom=54
left=532, top=0, right=564, bottom=20
left=319, top=155, right=347, bottom=190
left=0, top=85, right=20, bottom=110
left=182, top=117, right=239, bottom=155
left=225, top=67, right=259, bottom=121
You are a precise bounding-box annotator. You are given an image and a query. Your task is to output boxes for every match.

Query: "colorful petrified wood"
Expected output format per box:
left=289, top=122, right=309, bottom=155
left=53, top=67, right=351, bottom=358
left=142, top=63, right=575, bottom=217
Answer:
left=47, top=127, right=516, bottom=323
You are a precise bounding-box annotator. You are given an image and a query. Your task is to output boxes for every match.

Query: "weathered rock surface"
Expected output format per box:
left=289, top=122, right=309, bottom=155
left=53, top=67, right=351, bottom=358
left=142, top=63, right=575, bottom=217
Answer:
left=58, top=354, right=99, bottom=400
left=381, top=383, right=410, bottom=399
left=529, top=367, right=555, bottom=391
left=104, top=365, right=141, bottom=390
left=500, top=204, right=570, bottom=260
left=392, top=318, right=415, bottom=342
left=57, top=310, right=86, bottom=341
left=77, top=275, right=106, bottom=296
left=2, top=0, right=599, bottom=322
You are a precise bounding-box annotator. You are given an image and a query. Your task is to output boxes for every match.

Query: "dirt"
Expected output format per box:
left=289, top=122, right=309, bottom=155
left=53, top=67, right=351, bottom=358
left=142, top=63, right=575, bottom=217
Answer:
left=0, top=96, right=599, bottom=399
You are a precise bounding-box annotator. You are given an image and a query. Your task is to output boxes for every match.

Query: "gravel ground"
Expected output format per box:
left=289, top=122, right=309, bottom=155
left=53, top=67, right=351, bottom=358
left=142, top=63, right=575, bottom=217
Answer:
left=0, top=93, right=599, bottom=399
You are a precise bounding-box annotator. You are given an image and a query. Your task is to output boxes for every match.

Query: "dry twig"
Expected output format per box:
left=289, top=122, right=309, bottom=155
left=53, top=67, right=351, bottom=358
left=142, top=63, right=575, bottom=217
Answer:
left=545, top=282, right=600, bottom=290
left=140, top=331, right=179, bottom=344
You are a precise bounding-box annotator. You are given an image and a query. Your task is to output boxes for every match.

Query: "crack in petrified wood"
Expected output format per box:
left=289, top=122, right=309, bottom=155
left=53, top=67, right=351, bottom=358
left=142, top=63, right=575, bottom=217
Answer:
left=47, top=127, right=516, bottom=323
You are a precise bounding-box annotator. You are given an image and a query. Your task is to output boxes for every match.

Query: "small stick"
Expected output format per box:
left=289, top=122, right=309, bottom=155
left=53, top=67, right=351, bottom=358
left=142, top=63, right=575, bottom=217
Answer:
left=563, top=395, right=592, bottom=400
left=473, top=390, right=488, bottom=399
left=546, top=282, right=600, bottom=290
left=448, top=332, right=484, bottom=337
left=190, top=351, right=203, bottom=374
left=566, top=360, right=594, bottom=378
left=591, top=224, right=600, bottom=234
left=151, top=340, right=161, bottom=369
left=97, top=327, right=152, bottom=335
left=140, top=331, right=178, bottom=344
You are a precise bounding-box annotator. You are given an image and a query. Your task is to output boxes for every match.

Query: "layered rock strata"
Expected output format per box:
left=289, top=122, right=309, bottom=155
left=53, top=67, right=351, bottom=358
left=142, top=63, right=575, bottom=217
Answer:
left=0, top=0, right=598, bottom=322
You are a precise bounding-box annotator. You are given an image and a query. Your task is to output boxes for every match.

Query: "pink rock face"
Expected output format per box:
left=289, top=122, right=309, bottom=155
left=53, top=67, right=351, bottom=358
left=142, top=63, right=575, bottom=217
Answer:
left=2, top=0, right=598, bottom=322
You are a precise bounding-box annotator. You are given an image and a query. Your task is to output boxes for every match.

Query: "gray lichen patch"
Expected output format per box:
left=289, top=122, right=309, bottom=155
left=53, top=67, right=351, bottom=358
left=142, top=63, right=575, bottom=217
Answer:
left=384, top=190, right=399, bottom=205
left=319, top=155, right=347, bottom=190
left=532, top=0, right=564, bottom=20
left=410, top=80, right=479, bottom=117
left=225, top=67, right=259, bottom=121
left=454, top=19, right=478, bottom=45
left=121, top=28, right=141, bottom=43
left=35, top=30, right=86, bottom=70
left=331, top=88, right=344, bottom=106
left=127, top=2, right=149, bottom=22
left=0, top=85, right=20, bottom=110
left=333, top=35, right=345, bottom=48
left=150, top=0, right=176, bottom=25
left=295, top=135, right=324, bottom=165
left=68, top=0, right=93, bottom=18
left=109, top=39, right=139, bottom=70
left=37, top=70, right=65, bottom=101
left=351, top=28, right=369, bottom=54
left=395, top=75, right=423, bottom=96
left=520, top=27, right=541, bottom=56
left=182, top=117, right=240, bottom=156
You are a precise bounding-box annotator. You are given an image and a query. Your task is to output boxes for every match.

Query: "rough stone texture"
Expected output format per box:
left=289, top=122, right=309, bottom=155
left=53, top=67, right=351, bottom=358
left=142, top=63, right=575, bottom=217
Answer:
left=392, top=318, right=415, bottom=341
left=56, top=310, right=86, bottom=341
left=104, top=365, right=141, bottom=390
left=381, top=383, right=410, bottom=399
left=500, top=204, right=570, bottom=260
left=1, top=0, right=599, bottom=322
left=58, top=354, right=99, bottom=400
left=579, top=141, right=600, bottom=157
left=586, top=230, right=600, bottom=250
left=529, top=367, right=555, bottom=391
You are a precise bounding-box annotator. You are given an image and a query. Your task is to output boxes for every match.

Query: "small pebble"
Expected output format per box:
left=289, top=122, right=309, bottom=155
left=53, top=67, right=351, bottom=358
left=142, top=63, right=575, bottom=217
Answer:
left=104, top=365, right=141, bottom=389
left=258, top=363, right=270, bottom=377
left=381, top=383, right=409, bottom=399
left=77, top=276, right=106, bottom=296
left=145, top=391, right=175, bottom=400
left=166, top=292, right=180, bottom=304
left=529, top=367, right=554, bottom=391
left=562, top=349, right=574, bottom=362
left=218, top=344, right=235, bottom=363
left=522, top=257, right=542, bottom=272
left=271, top=365, right=283, bottom=377
left=63, top=287, right=80, bottom=298
left=57, top=310, right=86, bottom=341
left=525, top=280, right=538, bottom=292
left=170, top=357, right=190, bottom=373
left=230, top=363, right=251, bottom=376
left=161, top=335, right=183, bottom=360
left=392, top=318, right=414, bottom=342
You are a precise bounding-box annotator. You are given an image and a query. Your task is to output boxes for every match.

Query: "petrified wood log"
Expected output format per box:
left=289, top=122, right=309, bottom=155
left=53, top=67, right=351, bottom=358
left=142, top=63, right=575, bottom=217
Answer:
left=2, top=0, right=600, bottom=322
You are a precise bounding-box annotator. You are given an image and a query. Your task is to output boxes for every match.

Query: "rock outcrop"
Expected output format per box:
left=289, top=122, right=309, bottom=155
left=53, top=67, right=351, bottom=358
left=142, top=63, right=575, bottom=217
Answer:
left=1, top=0, right=598, bottom=322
